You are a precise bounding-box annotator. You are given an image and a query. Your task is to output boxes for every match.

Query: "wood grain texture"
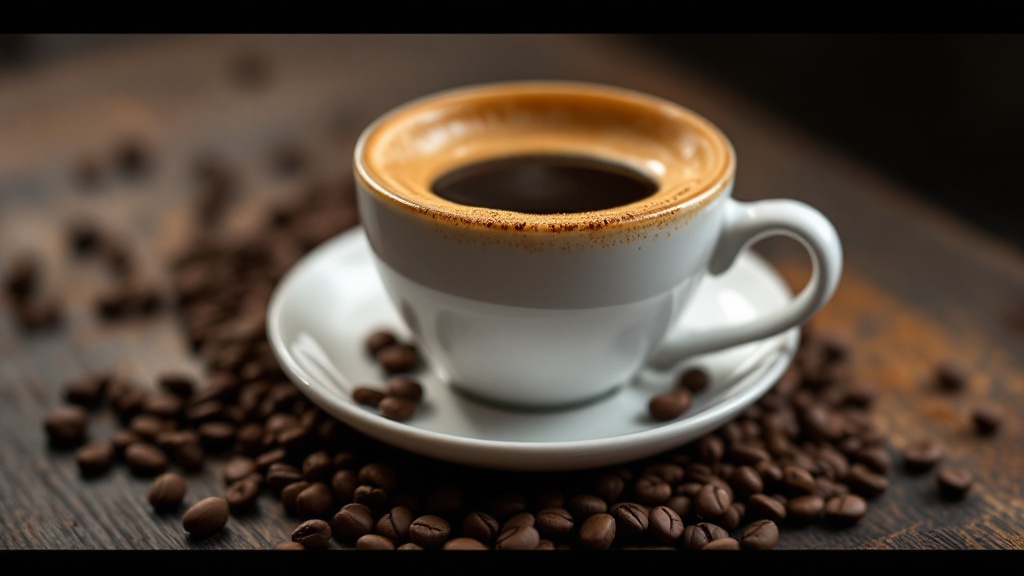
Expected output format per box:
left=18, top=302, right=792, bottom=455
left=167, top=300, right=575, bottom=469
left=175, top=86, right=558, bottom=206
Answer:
left=1, top=34, right=1021, bottom=551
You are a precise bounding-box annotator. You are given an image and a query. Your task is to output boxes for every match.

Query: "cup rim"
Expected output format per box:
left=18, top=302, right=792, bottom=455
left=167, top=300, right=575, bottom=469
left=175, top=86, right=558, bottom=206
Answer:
left=354, top=80, right=736, bottom=234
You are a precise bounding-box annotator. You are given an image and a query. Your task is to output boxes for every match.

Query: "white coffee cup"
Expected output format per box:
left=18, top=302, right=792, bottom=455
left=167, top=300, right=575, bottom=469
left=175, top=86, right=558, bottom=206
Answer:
left=354, top=81, right=842, bottom=410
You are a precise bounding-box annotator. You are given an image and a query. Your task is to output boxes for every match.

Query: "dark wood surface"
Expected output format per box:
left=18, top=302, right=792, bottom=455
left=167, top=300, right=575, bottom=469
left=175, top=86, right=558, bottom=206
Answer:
left=1, top=34, right=1022, bottom=552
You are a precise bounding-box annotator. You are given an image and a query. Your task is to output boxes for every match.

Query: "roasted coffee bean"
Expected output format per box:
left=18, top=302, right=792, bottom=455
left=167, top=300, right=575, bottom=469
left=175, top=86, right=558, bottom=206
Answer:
left=823, top=494, right=868, bottom=526
left=535, top=508, right=573, bottom=541
left=353, top=484, right=389, bottom=512
left=854, top=445, right=892, bottom=474
left=198, top=421, right=236, bottom=453
left=936, top=360, right=969, bottom=391
left=299, top=451, right=333, bottom=483
left=292, top=519, right=332, bottom=548
left=225, top=478, right=261, bottom=512
left=74, top=441, right=113, bottom=478
left=578, top=513, right=616, bottom=550
left=568, top=494, right=607, bottom=519
left=496, top=525, right=540, bottom=550
left=223, top=455, right=258, bottom=485
left=365, top=330, right=398, bottom=356
left=682, top=522, right=728, bottom=550
left=355, top=533, right=394, bottom=549
left=746, top=493, right=787, bottom=524
left=643, top=462, right=685, bottom=484
left=463, top=510, right=500, bottom=543
left=148, top=472, right=187, bottom=512
left=274, top=541, right=305, bottom=550
left=703, top=537, right=740, bottom=550
left=971, top=401, right=1004, bottom=436
left=781, top=465, right=816, bottom=496
left=376, top=344, right=418, bottom=374
left=353, top=386, right=385, bottom=408
left=501, top=512, right=535, bottom=533
left=610, top=502, right=648, bottom=537
left=648, top=506, right=684, bottom=543
left=386, top=377, right=423, bottom=401
left=64, top=374, right=110, bottom=409
left=444, top=537, right=488, bottom=550
left=728, top=465, right=764, bottom=500
left=358, top=462, right=398, bottom=492
left=267, top=463, right=304, bottom=494
left=182, top=496, right=229, bottom=536
left=937, top=466, right=974, bottom=500
left=397, top=542, right=423, bottom=550
left=590, top=472, right=626, bottom=502
left=678, top=368, right=710, bottom=393
left=536, top=540, right=556, bottom=550
left=295, top=482, right=334, bottom=519
left=142, top=392, right=184, bottom=419
left=379, top=396, right=416, bottom=421
left=44, top=405, right=88, bottom=448
left=740, top=519, right=779, bottom=550
left=161, top=431, right=205, bottom=471
left=786, top=494, right=825, bottom=524
left=845, top=463, right=889, bottom=498
left=648, top=389, right=692, bottom=421
left=409, top=514, right=451, bottom=549
left=902, top=439, right=945, bottom=473
left=255, top=447, right=287, bottom=472
left=698, top=435, right=725, bottom=464
left=633, top=474, right=672, bottom=505
left=377, top=505, right=413, bottom=542
left=281, top=481, right=310, bottom=515
left=332, top=503, right=374, bottom=541
left=129, top=414, right=171, bottom=441
left=717, top=502, right=745, bottom=532
left=664, top=495, right=692, bottom=519
left=125, top=442, right=168, bottom=477
left=729, top=443, right=770, bottom=466
left=110, top=428, right=142, bottom=459
left=331, top=469, right=358, bottom=503
left=694, top=483, right=732, bottom=519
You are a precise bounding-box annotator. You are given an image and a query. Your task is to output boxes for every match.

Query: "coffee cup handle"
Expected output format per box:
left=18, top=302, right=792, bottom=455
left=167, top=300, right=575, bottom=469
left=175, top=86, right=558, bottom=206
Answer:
left=647, top=197, right=842, bottom=372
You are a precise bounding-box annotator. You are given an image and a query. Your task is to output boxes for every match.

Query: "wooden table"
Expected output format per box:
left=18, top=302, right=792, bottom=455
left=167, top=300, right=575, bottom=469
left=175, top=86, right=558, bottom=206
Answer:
left=1, top=34, right=1021, bottom=556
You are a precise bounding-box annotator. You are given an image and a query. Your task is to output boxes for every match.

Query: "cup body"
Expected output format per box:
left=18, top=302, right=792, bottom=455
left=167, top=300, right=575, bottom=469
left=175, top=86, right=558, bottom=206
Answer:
left=354, top=81, right=737, bottom=409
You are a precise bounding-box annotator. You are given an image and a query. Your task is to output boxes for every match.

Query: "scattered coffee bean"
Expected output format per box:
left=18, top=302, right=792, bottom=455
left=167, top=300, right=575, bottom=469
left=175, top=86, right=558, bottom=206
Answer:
left=376, top=506, right=413, bottom=543
left=971, top=400, right=1004, bottom=436
left=682, top=522, right=728, bottom=550
left=74, top=441, right=114, bottom=477
left=902, top=439, right=945, bottom=473
left=125, top=442, right=169, bottom=477
left=496, top=525, right=541, bottom=550
left=703, top=537, right=740, bottom=550
left=377, top=344, right=419, bottom=374
left=739, top=519, right=778, bottom=550
left=678, top=368, right=710, bottom=393
left=386, top=377, right=423, bottom=401
left=936, top=466, right=974, bottom=501
left=786, top=494, right=825, bottom=524
left=462, top=511, right=500, bottom=543
left=182, top=496, right=229, bottom=536
left=578, top=513, right=616, bottom=550
left=44, top=405, right=88, bottom=448
left=295, top=482, right=334, bottom=519
left=694, top=482, right=732, bottom=519
left=823, top=494, right=868, bottom=527
left=409, top=514, right=451, bottom=549
left=365, top=330, right=398, bottom=356
left=648, top=506, right=684, bottom=543
left=379, top=396, right=416, bottom=422
left=148, top=472, right=187, bottom=512
left=648, top=389, right=693, bottom=421
left=357, top=533, right=396, bottom=550
left=291, top=519, right=331, bottom=548
left=352, top=386, right=385, bottom=408
left=332, top=503, right=374, bottom=541
left=64, top=374, right=110, bottom=409
left=225, top=478, right=261, bottom=512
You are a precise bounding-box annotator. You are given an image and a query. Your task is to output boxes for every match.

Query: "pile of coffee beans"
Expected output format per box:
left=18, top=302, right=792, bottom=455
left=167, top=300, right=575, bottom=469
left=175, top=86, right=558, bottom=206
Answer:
left=33, top=141, right=1001, bottom=551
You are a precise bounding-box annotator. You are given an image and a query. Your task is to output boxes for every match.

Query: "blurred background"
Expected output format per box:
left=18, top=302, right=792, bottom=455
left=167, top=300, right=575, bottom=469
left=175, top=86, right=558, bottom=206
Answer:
left=2, top=33, right=1022, bottom=250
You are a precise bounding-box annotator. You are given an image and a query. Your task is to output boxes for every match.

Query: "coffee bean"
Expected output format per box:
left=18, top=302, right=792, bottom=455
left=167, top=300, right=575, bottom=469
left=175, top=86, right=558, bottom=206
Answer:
left=781, top=465, right=816, bottom=496
left=682, top=522, right=728, bottom=550
left=295, top=482, right=334, bottom=519
left=331, top=503, right=374, bottom=541
left=365, top=330, right=398, bottom=356
left=823, top=494, right=868, bottom=527
left=648, top=389, right=693, bottom=421
left=183, top=496, right=229, bottom=536
left=643, top=462, right=685, bottom=484
left=739, top=518, right=778, bottom=550
left=936, top=466, right=974, bottom=500
left=267, top=463, right=304, bottom=494
left=44, top=405, right=88, bottom=448
left=358, top=462, right=398, bottom=492
left=648, top=506, right=684, bottom=543
left=129, top=414, right=170, bottom=441
left=534, top=508, right=573, bottom=541
left=971, top=400, right=1004, bottom=436
left=746, top=493, right=787, bottom=524
left=610, top=502, right=648, bottom=536
left=376, top=344, right=419, bottom=374
left=353, top=484, right=389, bottom=513
left=409, top=514, right=450, bottom=548
left=301, top=451, right=334, bottom=483
left=568, top=494, right=607, bottom=519
left=198, top=421, right=236, bottom=453
left=110, top=428, right=142, bottom=459
left=225, top=478, right=261, bottom=512
left=148, top=472, right=187, bottom=512
left=281, top=481, right=311, bottom=515
left=633, top=474, right=672, bottom=505
left=376, top=505, right=413, bottom=543
left=142, top=393, right=184, bottom=419
left=385, top=376, right=423, bottom=401
left=64, top=374, right=110, bottom=409
left=786, top=494, right=825, bottom=524
left=694, top=483, right=732, bottom=519
left=352, top=386, right=385, bottom=408
left=679, top=368, right=710, bottom=393
left=331, top=469, right=358, bottom=503
left=578, top=513, right=615, bottom=550
left=500, top=512, right=535, bottom=533
left=125, top=442, right=169, bottom=477
left=223, top=455, right=258, bottom=485
left=74, top=441, right=114, bottom=477
left=717, top=502, right=745, bottom=532
left=495, top=525, right=540, bottom=550
left=727, top=465, right=764, bottom=500
left=292, top=519, right=332, bottom=548
left=698, top=435, right=725, bottom=464
left=729, top=443, right=770, bottom=466
left=273, top=541, right=305, bottom=550
left=379, top=396, right=416, bottom=421
left=443, top=537, right=488, bottom=550
left=853, top=445, right=892, bottom=474
left=902, top=439, right=945, bottom=473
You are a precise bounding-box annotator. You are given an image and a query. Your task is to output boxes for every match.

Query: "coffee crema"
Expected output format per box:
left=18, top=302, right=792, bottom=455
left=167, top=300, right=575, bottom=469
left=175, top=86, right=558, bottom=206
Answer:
left=431, top=154, right=659, bottom=214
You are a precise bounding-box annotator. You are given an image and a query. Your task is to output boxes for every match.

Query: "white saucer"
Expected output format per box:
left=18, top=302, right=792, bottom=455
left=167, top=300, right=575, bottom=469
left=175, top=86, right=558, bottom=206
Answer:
left=267, top=227, right=799, bottom=472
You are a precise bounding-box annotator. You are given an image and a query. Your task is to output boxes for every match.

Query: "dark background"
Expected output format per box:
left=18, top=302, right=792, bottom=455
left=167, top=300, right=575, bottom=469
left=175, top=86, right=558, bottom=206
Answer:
left=3, top=33, right=1022, bottom=250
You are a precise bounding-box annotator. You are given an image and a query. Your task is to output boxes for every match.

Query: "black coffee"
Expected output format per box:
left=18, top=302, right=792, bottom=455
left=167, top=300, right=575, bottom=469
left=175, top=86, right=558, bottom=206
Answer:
left=431, top=154, right=658, bottom=214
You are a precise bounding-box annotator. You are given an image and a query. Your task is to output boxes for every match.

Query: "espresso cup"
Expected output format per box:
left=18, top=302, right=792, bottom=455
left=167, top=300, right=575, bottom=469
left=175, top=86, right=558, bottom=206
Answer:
left=354, top=81, right=842, bottom=410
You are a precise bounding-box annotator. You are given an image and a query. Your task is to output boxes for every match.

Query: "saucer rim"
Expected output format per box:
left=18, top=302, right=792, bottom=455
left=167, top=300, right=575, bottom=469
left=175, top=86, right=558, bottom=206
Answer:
left=267, top=226, right=798, bottom=470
